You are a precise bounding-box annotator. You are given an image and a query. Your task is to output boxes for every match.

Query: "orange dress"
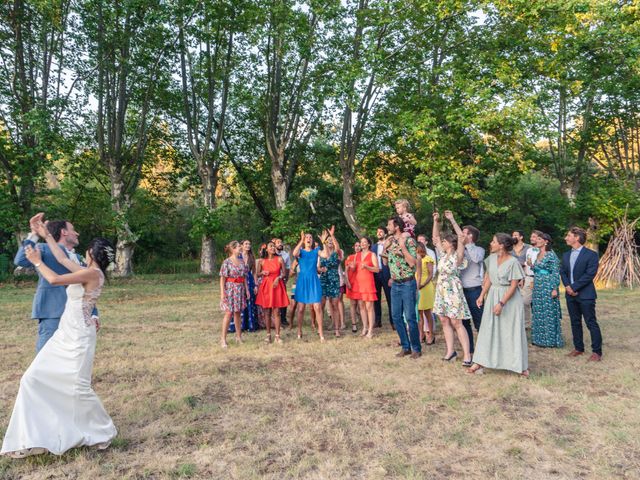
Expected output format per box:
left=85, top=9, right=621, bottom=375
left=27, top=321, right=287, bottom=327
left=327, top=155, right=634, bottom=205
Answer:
left=345, top=254, right=358, bottom=300
left=255, top=257, right=290, bottom=309
left=353, top=251, right=378, bottom=302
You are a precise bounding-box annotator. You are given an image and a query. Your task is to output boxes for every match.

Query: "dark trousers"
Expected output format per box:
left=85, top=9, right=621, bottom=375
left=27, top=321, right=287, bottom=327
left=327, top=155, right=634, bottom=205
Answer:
left=374, top=269, right=392, bottom=327
left=566, top=296, right=602, bottom=355
left=463, top=286, right=484, bottom=353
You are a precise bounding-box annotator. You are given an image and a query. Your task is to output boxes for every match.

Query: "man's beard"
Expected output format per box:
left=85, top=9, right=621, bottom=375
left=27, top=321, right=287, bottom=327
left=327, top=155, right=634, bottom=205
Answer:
left=277, top=245, right=283, bottom=251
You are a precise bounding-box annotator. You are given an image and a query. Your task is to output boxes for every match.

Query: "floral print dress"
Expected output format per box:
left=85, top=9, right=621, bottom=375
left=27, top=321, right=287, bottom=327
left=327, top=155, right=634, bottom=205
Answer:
left=433, top=251, right=471, bottom=320
left=531, top=251, right=564, bottom=347
left=319, top=251, right=341, bottom=299
left=219, top=258, right=248, bottom=313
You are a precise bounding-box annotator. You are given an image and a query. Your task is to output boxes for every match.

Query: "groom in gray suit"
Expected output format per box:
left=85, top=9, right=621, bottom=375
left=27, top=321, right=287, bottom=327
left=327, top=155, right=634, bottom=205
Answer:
left=14, top=217, right=99, bottom=352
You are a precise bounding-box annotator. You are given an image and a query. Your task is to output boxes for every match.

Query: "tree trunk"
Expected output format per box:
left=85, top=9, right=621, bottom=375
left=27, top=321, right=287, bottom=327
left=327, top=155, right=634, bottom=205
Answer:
left=271, top=154, right=288, bottom=210
left=110, top=168, right=135, bottom=277
left=199, top=164, right=218, bottom=275
left=342, top=168, right=365, bottom=238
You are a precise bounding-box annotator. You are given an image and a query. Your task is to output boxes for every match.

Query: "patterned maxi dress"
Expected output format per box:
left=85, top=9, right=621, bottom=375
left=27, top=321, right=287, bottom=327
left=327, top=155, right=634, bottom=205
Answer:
left=531, top=251, right=564, bottom=347
left=219, top=258, right=248, bottom=313
left=319, top=251, right=341, bottom=299
left=433, top=251, right=471, bottom=320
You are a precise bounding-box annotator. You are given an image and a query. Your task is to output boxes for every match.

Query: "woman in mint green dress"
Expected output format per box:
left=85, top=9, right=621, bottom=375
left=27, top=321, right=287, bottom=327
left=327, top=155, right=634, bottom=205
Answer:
left=467, top=233, right=528, bottom=376
left=530, top=232, right=564, bottom=347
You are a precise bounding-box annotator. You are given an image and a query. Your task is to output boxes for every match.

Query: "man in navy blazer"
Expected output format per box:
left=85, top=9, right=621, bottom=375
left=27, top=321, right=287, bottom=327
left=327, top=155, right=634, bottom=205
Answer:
left=560, top=226, right=603, bottom=361
left=14, top=217, right=98, bottom=352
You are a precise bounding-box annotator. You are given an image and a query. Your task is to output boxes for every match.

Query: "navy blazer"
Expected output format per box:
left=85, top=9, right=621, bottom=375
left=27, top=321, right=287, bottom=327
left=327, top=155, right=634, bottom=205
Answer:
left=14, top=240, right=98, bottom=319
left=560, top=247, right=599, bottom=300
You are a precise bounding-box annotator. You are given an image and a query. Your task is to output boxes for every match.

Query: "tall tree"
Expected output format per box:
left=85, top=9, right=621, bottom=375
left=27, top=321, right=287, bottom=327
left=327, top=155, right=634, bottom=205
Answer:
left=233, top=0, right=337, bottom=211
left=0, top=0, right=78, bottom=243
left=171, top=1, right=238, bottom=274
left=81, top=0, right=173, bottom=276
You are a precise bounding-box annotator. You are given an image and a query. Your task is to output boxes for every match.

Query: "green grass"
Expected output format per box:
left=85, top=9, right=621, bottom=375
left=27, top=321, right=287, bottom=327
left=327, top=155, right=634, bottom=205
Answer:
left=0, top=276, right=639, bottom=479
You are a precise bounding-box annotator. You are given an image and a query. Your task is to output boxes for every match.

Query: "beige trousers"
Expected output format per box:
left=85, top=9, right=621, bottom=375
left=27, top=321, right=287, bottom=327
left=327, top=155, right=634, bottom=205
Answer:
left=520, top=276, right=534, bottom=327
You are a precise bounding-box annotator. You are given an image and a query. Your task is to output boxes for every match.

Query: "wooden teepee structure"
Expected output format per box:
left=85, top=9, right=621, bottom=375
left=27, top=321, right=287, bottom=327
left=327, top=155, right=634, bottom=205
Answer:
left=594, top=212, right=640, bottom=289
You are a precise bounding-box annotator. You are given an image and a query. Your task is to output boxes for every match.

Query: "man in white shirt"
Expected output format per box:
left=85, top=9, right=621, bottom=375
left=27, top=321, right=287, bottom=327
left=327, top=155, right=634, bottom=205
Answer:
left=459, top=224, right=484, bottom=354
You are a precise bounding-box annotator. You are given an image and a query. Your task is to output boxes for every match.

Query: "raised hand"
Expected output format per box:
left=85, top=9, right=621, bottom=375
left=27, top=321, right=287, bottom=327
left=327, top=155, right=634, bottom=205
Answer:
left=25, top=245, right=42, bottom=265
left=30, top=213, right=48, bottom=238
left=328, top=225, right=335, bottom=237
left=300, top=231, right=305, bottom=242
left=432, top=211, right=440, bottom=222
left=444, top=210, right=455, bottom=221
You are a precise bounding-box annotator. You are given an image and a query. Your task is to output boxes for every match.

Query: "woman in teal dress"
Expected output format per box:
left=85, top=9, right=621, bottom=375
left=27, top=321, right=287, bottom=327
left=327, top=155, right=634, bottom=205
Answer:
left=318, top=232, right=343, bottom=337
left=530, top=232, right=564, bottom=348
left=467, top=233, right=528, bottom=376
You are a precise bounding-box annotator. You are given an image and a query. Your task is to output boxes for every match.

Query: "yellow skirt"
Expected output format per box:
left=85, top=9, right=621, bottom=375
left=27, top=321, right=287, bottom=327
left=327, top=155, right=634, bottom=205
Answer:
left=418, top=282, right=435, bottom=310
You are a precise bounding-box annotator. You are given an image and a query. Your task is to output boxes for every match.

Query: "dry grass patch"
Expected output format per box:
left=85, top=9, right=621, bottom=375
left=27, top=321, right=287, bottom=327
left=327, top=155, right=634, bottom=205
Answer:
left=1, top=274, right=639, bottom=479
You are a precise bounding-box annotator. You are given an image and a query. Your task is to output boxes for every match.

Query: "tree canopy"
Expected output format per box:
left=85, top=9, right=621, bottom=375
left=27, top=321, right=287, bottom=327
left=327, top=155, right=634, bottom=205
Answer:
left=1, top=0, right=639, bottom=275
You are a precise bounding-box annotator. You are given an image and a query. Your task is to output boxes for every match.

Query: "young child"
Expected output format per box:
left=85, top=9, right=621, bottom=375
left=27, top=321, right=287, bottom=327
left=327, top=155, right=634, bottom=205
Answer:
left=395, top=199, right=417, bottom=238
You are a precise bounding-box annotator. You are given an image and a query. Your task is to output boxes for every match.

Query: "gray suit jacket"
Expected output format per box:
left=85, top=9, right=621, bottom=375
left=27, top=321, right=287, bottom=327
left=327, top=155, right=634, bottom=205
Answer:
left=14, top=239, right=98, bottom=319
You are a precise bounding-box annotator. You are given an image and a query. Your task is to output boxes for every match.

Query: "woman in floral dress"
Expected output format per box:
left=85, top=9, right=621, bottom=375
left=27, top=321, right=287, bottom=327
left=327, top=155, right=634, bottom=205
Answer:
left=219, top=241, right=249, bottom=348
left=432, top=211, right=473, bottom=367
left=229, top=240, right=258, bottom=334
left=318, top=232, right=343, bottom=337
left=530, top=231, right=564, bottom=347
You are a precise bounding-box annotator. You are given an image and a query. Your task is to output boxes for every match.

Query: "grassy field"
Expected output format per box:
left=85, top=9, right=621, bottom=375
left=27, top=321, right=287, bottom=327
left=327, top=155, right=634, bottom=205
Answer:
left=1, top=274, right=639, bottom=479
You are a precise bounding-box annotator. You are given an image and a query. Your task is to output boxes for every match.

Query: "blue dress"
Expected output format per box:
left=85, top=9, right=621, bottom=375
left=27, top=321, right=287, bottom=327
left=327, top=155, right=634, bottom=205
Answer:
left=229, top=257, right=258, bottom=333
left=295, top=247, right=322, bottom=304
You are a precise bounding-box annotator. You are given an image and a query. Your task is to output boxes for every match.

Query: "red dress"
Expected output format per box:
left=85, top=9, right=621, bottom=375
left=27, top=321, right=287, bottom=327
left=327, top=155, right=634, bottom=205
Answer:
left=353, top=251, right=377, bottom=302
left=345, top=254, right=358, bottom=300
left=255, top=257, right=290, bottom=309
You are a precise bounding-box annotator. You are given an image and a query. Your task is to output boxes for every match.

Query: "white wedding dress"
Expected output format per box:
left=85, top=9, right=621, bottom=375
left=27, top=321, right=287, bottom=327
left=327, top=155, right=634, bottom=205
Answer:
left=1, top=269, right=117, bottom=457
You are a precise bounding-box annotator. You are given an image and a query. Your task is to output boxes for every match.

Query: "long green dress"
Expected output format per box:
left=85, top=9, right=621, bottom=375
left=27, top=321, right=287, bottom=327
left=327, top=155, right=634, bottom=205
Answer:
left=473, top=254, right=528, bottom=373
left=531, top=251, right=564, bottom=347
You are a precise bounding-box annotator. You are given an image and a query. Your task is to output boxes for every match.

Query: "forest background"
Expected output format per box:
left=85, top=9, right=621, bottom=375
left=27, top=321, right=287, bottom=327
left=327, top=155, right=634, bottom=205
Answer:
left=1, top=0, right=639, bottom=278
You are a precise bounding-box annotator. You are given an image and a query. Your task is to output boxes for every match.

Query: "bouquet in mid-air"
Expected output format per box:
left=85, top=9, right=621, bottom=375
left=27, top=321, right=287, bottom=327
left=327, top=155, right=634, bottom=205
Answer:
left=300, top=187, right=318, bottom=213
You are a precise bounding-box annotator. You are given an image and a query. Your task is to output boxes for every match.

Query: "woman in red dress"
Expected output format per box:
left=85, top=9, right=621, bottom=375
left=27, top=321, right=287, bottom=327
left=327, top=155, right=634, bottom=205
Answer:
left=354, top=237, right=379, bottom=338
left=345, top=242, right=361, bottom=333
left=256, top=241, right=290, bottom=343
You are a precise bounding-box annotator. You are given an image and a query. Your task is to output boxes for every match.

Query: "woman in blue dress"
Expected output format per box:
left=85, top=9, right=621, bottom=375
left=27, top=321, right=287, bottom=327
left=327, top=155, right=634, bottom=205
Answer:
left=530, top=231, right=564, bottom=348
left=293, top=227, right=339, bottom=342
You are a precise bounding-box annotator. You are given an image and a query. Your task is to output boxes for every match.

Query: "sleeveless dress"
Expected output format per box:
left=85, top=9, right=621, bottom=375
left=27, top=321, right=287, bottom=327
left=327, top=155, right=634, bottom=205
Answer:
left=319, top=251, right=341, bottom=298
left=219, top=258, right=248, bottom=313
left=2, top=270, right=117, bottom=457
left=295, top=248, right=322, bottom=304
left=433, top=251, right=471, bottom=319
left=353, top=251, right=377, bottom=302
left=230, top=264, right=259, bottom=333
left=418, top=255, right=436, bottom=310
left=255, top=257, right=290, bottom=309
left=473, top=255, right=528, bottom=373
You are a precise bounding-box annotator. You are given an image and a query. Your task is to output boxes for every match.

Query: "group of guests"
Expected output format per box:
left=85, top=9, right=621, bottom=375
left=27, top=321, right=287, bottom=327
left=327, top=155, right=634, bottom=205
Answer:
left=219, top=199, right=604, bottom=376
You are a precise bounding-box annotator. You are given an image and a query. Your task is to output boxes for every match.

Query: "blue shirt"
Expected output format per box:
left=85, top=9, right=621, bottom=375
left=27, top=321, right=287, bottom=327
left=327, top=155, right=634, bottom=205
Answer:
left=569, top=246, right=583, bottom=284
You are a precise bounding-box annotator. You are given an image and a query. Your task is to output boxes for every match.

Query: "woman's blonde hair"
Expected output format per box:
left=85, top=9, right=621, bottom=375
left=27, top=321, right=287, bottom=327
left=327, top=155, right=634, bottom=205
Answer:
left=225, top=240, right=239, bottom=255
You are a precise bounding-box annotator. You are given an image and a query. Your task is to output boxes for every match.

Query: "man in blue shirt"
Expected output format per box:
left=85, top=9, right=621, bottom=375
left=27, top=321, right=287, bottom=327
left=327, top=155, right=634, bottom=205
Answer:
left=560, top=226, right=602, bottom=361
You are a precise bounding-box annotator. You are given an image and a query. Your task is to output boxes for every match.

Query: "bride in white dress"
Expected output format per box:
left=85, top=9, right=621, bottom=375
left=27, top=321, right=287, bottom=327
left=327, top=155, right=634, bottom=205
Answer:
left=1, top=215, right=117, bottom=458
